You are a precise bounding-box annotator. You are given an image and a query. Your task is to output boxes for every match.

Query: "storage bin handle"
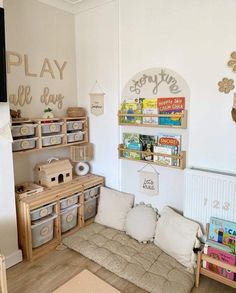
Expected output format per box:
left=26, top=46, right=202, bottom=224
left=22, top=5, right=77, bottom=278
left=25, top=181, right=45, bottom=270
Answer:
left=60, top=204, right=81, bottom=215
left=31, top=214, right=57, bottom=229
left=84, top=194, right=100, bottom=204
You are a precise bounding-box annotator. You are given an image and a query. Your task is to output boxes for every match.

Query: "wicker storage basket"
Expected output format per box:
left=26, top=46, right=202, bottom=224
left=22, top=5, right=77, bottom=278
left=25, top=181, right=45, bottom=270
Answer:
left=67, top=107, right=86, bottom=117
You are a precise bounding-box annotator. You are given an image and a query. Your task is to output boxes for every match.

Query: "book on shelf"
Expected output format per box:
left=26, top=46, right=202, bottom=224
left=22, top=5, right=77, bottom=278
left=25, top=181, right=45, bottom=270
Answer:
left=206, top=239, right=234, bottom=254
left=142, top=98, right=158, bottom=124
left=208, top=216, right=236, bottom=254
left=154, top=133, right=181, bottom=167
left=122, top=133, right=141, bottom=160
left=153, top=145, right=172, bottom=166
left=203, top=244, right=236, bottom=281
left=120, top=99, right=142, bottom=124
left=139, top=134, right=157, bottom=161
left=158, top=97, right=185, bottom=126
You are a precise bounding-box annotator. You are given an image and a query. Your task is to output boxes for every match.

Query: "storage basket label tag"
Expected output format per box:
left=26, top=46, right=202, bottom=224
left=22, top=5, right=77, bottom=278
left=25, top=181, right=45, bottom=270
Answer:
left=50, top=137, right=57, bottom=145
left=66, top=214, right=73, bottom=223
left=21, top=140, right=30, bottom=149
left=72, top=122, right=80, bottom=130
left=39, top=208, right=48, bottom=218
left=40, top=226, right=49, bottom=236
left=20, top=126, right=29, bottom=135
left=49, top=124, right=57, bottom=132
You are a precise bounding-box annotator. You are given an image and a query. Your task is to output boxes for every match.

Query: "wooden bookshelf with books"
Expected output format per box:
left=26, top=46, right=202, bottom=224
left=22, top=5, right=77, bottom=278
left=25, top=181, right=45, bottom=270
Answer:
left=118, top=97, right=187, bottom=129
left=196, top=217, right=236, bottom=289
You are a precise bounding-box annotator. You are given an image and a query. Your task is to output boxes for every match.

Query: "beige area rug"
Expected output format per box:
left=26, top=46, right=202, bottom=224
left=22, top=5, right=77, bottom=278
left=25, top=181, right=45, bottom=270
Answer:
left=52, top=269, right=121, bottom=293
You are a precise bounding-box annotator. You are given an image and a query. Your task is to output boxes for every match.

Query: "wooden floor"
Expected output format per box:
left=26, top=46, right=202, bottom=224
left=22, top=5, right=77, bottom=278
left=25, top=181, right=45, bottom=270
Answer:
left=5, top=248, right=236, bottom=293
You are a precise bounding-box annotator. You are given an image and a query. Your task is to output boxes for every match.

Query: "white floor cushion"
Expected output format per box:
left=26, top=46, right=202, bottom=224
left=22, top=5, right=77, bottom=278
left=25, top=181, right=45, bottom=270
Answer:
left=154, top=206, right=202, bottom=270
left=95, top=186, right=134, bottom=231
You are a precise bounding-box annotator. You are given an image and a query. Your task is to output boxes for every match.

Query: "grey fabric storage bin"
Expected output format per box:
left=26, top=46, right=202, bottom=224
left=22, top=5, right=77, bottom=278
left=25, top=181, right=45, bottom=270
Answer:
left=31, top=214, right=57, bottom=248
left=12, top=124, right=36, bottom=137
left=84, top=185, right=101, bottom=221
left=12, top=137, right=38, bottom=151
left=67, top=131, right=84, bottom=143
left=60, top=204, right=79, bottom=233
left=60, top=193, right=80, bottom=210
left=30, top=202, right=55, bottom=221
left=41, top=122, right=63, bottom=134
left=84, top=186, right=100, bottom=201
left=84, top=197, right=97, bottom=221
left=42, top=134, right=64, bottom=146
left=67, top=120, right=84, bottom=131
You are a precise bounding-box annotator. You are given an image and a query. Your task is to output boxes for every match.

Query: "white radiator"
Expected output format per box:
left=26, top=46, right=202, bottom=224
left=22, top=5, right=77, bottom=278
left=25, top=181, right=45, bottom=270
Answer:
left=184, top=168, right=236, bottom=234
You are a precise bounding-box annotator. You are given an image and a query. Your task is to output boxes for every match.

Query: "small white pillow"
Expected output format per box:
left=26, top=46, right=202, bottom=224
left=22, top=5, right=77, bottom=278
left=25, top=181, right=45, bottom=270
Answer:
left=154, top=206, right=202, bottom=270
left=95, top=186, right=134, bottom=231
left=125, top=203, right=158, bottom=243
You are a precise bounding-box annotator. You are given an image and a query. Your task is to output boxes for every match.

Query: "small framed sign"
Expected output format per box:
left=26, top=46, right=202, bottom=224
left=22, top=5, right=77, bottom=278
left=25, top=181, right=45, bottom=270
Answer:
left=139, top=167, right=159, bottom=196
left=90, top=93, right=104, bottom=116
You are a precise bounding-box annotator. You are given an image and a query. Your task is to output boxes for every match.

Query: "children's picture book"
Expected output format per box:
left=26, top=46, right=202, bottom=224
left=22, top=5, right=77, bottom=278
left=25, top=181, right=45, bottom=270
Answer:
left=158, top=97, right=185, bottom=126
left=140, top=134, right=157, bottom=161
left=123, top=133, right=141, bottom=160
left=142, top=98, right=158, bottom=124
left=203, top=244, right=236, bottom=280
left=153, top=145, right=172, bottom=166
left=157, top=133, right=181, bottom=166
left=208, top=217, right=236, bottom=254
left=205, top=239, right=234, bottom=254
left=120, top=99, right=142, bottom=124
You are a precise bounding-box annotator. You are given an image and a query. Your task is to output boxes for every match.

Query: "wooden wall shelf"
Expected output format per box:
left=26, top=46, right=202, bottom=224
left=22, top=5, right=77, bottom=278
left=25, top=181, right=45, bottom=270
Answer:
left=118, top=144, right=186, bottom=170
left=118, top=110, right=187, bottom=129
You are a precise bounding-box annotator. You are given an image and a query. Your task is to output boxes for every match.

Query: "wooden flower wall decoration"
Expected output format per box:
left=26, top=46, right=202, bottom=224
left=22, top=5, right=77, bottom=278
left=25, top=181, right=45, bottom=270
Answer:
left=217, top=51, right=236, bottom=123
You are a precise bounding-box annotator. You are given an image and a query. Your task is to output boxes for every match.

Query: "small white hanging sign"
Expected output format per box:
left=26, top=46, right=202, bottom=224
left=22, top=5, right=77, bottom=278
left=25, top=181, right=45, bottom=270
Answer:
left=90, top=93, right=104, bottom=116
left=138, top=164, right=159, bottom=196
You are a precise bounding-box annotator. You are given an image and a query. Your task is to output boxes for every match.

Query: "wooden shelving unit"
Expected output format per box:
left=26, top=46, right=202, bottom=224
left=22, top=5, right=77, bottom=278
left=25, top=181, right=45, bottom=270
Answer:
left=16, top=174, right=104, bottom=261
left=118, top=144, right=186, bottom=170
left=12, top=116, right=89, bottom=154
left=196, top=251, right=236, bottom=289
left=118, top=110, right=187, bottom=129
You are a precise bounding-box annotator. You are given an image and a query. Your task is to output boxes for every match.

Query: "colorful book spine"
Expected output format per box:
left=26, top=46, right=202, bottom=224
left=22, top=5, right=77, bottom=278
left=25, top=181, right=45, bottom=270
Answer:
left=157, top=133, right=181, bottom=166
left=120, top=100, right=142, bottom=124
left=203, top=244, right=236, bottom=280
left=158, top=97, right=185, bottom=126
left=142, top=98, right=158, bottom=124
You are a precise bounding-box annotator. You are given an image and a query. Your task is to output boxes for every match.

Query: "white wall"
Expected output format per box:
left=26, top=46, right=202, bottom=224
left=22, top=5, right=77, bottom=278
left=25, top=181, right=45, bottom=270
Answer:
left=75, top=0, right=120, bottom=188
left=0, top=0, right=22, bottom=268
left=0, top=0, right=77, bottom=267
left=75, top=0, right=236, bottom=211
left=4, top=0, right=77, bottom=183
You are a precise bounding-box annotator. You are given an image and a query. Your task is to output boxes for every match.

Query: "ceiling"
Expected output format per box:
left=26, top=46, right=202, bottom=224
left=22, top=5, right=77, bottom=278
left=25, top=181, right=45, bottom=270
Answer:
left=38, top=0, right=111, bottom=14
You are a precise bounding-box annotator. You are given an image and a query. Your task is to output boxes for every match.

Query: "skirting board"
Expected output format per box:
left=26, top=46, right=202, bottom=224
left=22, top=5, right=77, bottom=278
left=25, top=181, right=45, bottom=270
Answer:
left=5, top=249, right=22, bottom=269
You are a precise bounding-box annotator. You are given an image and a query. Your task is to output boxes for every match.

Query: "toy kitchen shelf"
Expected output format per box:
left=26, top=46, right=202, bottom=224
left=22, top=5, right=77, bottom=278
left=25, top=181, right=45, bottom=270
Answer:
left=196, top=251, right=236, bottom=289
left=118, top=110, right=187, bottom=129
left=118, top=144, right=186, bottom=170
left=16, top=174, right=104, bottom=261
left=11, top=116, right=89, bottom=154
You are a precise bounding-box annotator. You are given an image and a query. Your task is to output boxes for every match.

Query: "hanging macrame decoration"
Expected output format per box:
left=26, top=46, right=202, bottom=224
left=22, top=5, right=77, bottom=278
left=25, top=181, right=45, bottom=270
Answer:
left=89, top=80, right=105, bottom=116
left=138, top=164, right=159, bottom=196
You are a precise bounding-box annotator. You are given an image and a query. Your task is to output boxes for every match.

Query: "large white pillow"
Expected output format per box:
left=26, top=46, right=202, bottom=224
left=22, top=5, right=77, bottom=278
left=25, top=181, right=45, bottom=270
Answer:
left=125, top=203, right=158, bottom=243
left=154, top=206, right=202, bottom=270
left=95, top=186, right=134, bottom=231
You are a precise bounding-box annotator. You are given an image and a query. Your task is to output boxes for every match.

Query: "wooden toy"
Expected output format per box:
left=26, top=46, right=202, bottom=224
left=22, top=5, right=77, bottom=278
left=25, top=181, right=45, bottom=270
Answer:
left=35, top=158, right=73, bottom=188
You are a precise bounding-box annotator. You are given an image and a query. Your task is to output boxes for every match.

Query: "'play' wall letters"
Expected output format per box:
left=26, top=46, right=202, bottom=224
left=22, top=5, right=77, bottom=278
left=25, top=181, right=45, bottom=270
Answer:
left=7, top=51, right=67, bottom=109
